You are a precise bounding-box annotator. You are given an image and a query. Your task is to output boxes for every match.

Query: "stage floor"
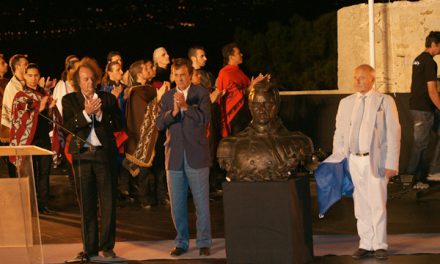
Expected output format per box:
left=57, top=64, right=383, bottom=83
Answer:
left=3, top=234, right=440, bottom=263
left=1, top=166, right=440, bottom=263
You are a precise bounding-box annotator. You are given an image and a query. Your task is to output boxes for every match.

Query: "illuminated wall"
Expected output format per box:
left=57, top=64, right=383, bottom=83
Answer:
left=338, top=0, right=440, bottom=93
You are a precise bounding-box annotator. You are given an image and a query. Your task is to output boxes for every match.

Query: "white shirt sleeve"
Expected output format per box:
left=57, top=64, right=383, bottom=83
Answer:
left=82, top=110, right=92, bottom=123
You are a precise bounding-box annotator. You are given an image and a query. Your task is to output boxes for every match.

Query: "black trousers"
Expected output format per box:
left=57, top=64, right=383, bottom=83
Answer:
left=72, top=148, right=116, bottom=256
left=32, top=151, right=52, bottom=208
left=152, top=132, right=168, bottom=203
left=137, top=167, right=155, bottom=205
left=31, top=140, right=52, bottom=208
left=209, top=103, right=224, bottom=190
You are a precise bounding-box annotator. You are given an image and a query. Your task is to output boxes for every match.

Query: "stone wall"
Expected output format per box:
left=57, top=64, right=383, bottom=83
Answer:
left=338, top=0, right=440, bottom=93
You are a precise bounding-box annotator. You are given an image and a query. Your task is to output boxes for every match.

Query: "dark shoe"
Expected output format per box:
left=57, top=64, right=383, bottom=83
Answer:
left=65, top=251, right=90, bottom=263
left=352, top=248, right=373, bottom=259
left=199, top=247, right=210, bottom=256
left=101, top=249, right=116, bottom=258
left=170, top=247, right=186, bottom=256
left=159, top=198, right=170, bottom=206
left=39, top=206, right=55, bottom=215
left=375, top=249, right=388, bottom=260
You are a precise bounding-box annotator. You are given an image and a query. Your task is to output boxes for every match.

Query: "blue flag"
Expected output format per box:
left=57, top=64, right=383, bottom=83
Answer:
left=315, top=156, right=353, bottom=217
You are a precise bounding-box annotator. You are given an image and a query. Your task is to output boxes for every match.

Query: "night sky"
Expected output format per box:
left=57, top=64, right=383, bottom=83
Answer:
left=0, top=0, right=411, bottom=77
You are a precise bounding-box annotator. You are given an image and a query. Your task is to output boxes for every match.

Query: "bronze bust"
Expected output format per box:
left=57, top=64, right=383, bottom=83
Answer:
left=217, top=77, right=315, bottom=181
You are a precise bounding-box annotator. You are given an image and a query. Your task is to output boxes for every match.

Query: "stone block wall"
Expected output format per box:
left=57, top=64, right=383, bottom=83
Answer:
left=338, top=0, right=440, bottom=93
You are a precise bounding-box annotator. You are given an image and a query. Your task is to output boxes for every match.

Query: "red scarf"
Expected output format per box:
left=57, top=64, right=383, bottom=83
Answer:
left=217, top=65, right=250, bottom=137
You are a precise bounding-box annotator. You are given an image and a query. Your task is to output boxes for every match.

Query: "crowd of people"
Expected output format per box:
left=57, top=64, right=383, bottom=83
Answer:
left=0, top=43, right=266, bottom=260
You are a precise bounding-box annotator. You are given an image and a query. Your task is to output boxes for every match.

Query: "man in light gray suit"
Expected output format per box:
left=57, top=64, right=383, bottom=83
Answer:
left=156, top=58, right=212, bottom=257
left=332, top=64, right=401, bottom=260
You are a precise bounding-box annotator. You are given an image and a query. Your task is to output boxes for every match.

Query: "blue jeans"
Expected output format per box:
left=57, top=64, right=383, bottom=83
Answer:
left=407, top=110, right=440, bottom=181
left=166, top=152, right=211, bottom=250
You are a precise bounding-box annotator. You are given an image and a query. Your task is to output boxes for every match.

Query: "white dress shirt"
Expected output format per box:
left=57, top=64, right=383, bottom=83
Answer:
left=350, top=89, right=374, bottom=153
left=81, top=93, right=102, bottom=147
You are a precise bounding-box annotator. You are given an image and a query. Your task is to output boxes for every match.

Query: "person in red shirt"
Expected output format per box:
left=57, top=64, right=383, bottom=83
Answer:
left=217, top=43, right=266, bottom=137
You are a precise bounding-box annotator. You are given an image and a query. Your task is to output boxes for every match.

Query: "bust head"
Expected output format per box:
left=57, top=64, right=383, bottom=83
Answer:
left=217, top=76, right=315, bottom=182
left=248, top=77, right=280, bottom=128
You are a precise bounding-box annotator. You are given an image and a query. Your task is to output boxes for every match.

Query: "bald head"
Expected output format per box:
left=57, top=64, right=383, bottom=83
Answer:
left=354, top=64, right=375, bottom=94
left=355, top=64, right=375, bottom=75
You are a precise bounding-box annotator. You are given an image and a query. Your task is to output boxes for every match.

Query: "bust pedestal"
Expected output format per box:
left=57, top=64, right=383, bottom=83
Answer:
left=222, top=176, right=313, bottom=264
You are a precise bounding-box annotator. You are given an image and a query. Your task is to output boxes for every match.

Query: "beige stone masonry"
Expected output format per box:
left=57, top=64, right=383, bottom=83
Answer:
left=338, top=0, right=440, bottom=93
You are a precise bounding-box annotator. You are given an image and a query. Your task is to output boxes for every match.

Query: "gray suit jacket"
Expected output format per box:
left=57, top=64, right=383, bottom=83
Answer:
left=332, top=90, right=401, bottom=176
left=156, top=84, right=211, bottom=170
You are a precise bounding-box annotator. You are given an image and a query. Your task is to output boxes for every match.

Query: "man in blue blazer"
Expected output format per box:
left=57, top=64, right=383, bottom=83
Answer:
left=156, top=58, right=212, bottom=257
left=332, top=64, right=401, bottom=260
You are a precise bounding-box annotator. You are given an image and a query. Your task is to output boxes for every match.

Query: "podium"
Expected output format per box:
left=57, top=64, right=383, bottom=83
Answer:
left=0, top=145, right=53, bottom=264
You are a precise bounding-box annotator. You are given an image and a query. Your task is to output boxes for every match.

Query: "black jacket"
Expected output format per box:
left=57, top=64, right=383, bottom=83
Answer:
left=62, top=91, right=121, bottom=154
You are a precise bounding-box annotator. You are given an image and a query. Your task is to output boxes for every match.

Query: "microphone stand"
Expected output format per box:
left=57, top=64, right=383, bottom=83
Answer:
left=37, top=111, right=126, bottom=264
left=36, top=111, right=92, bottom=263
left=36, top=110, right=95, bottom=152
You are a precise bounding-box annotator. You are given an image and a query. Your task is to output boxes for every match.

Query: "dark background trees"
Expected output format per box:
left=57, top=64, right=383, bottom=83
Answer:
left=0, top=0, right=356, bottom=90
left=235, top=12, right=337, bottom=90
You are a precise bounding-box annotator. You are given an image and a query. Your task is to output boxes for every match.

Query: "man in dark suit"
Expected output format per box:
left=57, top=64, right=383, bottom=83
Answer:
left=62, top=58, right=121, bottom=261
left=156, top=58, right=212, bottom=257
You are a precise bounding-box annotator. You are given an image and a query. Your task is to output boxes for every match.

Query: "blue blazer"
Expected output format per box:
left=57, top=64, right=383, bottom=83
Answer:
left=156, top=84, right=211, bottom=170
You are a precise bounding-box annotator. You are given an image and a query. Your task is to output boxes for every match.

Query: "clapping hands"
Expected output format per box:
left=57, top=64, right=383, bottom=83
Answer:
left=248, top=73, right=271, bottom=92
left=85, top=97, right=102, bottom=118
left=39, top=96, right=57, bottom=112
left=39, top=76, right=58, bottom=90
left=172, top=92, right=187, bottom=117
left=111, top=84, right=123, bottom=98
left=157, top=81, right=171, bottom=101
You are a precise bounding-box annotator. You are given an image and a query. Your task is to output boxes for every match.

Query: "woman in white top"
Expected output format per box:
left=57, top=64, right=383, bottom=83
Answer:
left=52, top=55, right=79, bottom=116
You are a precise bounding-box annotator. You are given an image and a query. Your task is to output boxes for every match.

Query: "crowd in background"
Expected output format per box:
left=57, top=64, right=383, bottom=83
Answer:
left=0, top=43, right=266, bottom=259
left=0, top=43, right=258, bottom=213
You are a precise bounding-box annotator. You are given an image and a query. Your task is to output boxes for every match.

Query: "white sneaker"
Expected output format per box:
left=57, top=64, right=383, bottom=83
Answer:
left=413, top=182, right=429, bottom=190
left=427, top=173, right=440, bottom=181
